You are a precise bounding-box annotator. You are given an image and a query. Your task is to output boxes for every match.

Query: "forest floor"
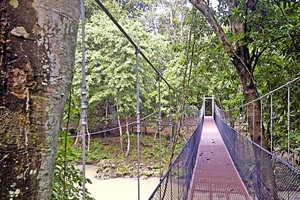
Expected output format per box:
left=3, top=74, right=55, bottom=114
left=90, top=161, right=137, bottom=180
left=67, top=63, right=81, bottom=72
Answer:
left=62, top=122, right=197, bottom=199
left=67, top=130, right=192, bottom=179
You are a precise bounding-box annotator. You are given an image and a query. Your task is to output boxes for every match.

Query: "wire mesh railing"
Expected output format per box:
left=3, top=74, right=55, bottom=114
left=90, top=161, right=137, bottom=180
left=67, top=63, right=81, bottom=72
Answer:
left=218, top=77, right=300, bottom=168
left=214, top=104, right=300, bottom=200
left=149, top=105, right=204, bottom=200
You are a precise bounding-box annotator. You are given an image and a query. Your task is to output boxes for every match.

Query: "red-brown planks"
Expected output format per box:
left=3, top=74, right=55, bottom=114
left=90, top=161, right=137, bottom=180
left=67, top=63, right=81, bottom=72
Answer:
left=189, top=117, right=250, bottom=200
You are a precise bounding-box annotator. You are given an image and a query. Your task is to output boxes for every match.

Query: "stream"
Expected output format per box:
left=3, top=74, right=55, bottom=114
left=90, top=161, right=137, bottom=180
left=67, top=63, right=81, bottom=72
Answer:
left=83, top=165, right=159, bottom=200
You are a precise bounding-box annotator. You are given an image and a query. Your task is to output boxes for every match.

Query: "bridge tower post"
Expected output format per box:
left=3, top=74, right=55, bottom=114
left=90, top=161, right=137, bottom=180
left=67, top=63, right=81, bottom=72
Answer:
left=204, top=96, right=214, bottom=116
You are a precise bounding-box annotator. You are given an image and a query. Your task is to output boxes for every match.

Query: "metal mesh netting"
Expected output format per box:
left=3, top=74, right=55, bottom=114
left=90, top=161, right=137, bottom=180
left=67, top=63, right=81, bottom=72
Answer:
left=214, top=105, right=300, bottom=200
left=149, top=106, right=204, bottom=200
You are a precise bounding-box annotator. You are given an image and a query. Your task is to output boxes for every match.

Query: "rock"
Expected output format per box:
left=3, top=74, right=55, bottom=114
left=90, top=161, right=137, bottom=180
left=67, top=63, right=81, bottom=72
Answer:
left=146, top=165, right=154, bottom=170
left=96, top=159, right=118, bottom=180
left=142, top=170, right=154, bottom=177
left=95, top=159, right=158, bottom=179
left=97, top=159, right=117, bottom=168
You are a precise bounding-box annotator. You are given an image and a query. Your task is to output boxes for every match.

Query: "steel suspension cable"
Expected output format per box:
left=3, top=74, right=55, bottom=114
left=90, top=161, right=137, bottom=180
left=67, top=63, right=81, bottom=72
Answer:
left=94, top=0, right=172, bottom=90
left=135, top=47, right=141, bottom=200
left=158, top=75, right=162, bottom=184
left=69, top=111, right=157, bottom=138
left=270, top=94, right=273, bottom=152
left=169, top=87, right=173, bottom=156
left=156, top=75, right=162, bottom=199
left=80, top=0, right=87, bottom=199
left=168, top=87, right=173, bottom=198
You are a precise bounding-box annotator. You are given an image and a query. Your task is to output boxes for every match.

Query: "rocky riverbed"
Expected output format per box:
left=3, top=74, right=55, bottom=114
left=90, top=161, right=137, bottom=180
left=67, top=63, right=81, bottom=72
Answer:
left=95, top=159, right=159, bottom=180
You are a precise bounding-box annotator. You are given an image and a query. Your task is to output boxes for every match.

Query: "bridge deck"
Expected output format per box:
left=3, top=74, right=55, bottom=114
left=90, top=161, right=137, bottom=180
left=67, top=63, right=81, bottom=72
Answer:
left=189, top=117, right=250, bottom=200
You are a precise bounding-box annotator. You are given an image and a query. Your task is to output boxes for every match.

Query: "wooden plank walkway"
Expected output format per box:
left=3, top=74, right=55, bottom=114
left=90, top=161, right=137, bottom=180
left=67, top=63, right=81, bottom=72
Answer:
left=189, top=117, right=250, bottom=200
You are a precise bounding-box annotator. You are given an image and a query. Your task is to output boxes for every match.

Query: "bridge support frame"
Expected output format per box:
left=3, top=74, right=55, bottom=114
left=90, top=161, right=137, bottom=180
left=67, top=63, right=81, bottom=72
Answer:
left=203, top=95, right=214, bottom=116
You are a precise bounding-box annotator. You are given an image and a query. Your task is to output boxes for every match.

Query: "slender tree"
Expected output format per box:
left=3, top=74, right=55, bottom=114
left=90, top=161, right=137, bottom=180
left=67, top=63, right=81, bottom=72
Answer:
left=0, top=1, right=80, bottom=199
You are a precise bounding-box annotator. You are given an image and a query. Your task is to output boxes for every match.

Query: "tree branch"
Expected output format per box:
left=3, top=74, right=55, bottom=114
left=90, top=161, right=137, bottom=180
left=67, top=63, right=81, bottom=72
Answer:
left=251, top=35, right=291, bottom=72
left=189, top=0, right=250, bottom=73
left=190, top=0, right=235, bottom=56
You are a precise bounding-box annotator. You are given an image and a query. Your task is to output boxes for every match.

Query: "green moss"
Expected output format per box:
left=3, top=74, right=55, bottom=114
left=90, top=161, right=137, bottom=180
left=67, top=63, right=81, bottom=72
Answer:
left=0, top=108, right=41, bottom=150
left=9, top=0, right=19, bottom=9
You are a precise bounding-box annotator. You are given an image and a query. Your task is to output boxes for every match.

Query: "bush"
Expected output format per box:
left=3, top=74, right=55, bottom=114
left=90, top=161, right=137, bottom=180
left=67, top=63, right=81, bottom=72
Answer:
left=52, top=131, right=94, bottom=200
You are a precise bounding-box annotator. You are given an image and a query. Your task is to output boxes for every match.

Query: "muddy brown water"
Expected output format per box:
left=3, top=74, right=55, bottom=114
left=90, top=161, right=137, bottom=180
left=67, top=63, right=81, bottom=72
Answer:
left=80, top=165, right=159, bottom=200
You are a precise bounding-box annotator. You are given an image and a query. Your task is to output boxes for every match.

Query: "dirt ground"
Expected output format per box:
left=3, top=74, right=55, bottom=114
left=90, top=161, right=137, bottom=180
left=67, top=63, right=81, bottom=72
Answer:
left=84, top=165, right=159, bottom=200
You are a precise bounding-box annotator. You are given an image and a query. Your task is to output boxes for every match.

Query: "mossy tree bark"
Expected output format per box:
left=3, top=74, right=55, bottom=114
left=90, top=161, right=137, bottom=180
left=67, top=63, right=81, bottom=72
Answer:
left=0, top=0, right=80, bottom=199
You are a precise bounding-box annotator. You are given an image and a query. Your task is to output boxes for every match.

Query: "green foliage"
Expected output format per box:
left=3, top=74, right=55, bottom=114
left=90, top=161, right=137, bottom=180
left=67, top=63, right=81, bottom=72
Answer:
left=52, top=131, right=94, bottom=200
left=72, top=0, right=299, bottom=167
left=73, top=10, right=171, bottom=131
left=61, top=89, right=81, bottom=132
left=268, top=82, right=300, bottom=157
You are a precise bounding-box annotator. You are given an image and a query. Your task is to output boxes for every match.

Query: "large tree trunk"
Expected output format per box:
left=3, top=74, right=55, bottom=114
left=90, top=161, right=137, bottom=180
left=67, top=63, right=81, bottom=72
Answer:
left=0, top=1, right=80, bottom=199
left=190, top=0, right=278, bottom=199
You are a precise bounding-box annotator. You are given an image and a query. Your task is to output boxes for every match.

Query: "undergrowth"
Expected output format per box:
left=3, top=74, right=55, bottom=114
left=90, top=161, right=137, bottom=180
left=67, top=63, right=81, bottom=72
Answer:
left=52, top=129, right=187, bottom=199
left=56, top=132, right=187, bottom=176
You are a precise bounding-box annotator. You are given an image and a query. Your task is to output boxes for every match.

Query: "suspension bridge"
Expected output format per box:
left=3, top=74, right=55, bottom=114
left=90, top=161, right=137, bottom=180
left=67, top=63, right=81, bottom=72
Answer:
left=149, top=94, right=300, bottom=200
left=77, top=1, right=300, bottom=199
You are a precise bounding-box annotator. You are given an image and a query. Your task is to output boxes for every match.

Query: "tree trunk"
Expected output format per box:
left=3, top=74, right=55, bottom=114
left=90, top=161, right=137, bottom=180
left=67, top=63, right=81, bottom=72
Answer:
left=125, top=116, right=130, bottom=158
left=0, top=1, right=80, bottom=199
left=235, top=61, right=278, bottom=199
left=116, top=105, right=123, bottom=151
left=86, top=119, right=90, bottom=151
left=74, top=119, right=83, bottom=148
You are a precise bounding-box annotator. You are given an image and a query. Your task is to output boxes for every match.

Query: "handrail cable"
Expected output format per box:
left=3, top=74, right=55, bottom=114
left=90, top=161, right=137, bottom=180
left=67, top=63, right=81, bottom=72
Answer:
left=227, top=76, right=300, bottom=111
left=69, top=111, right=158, bottom=138
left=214, top=104, right=300, bottom=174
